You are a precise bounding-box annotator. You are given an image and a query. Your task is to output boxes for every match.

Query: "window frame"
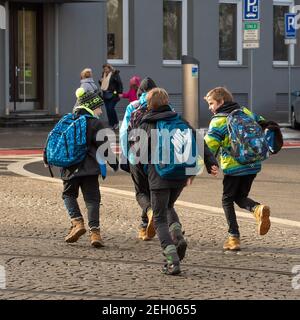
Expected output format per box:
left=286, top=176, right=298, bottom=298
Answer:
left=219, top=0, right=243, bottom=66
left=273, top=0, right=295, bottom=66
left=107, top=0, right=129, bottom=65
left=163, top=0, right=188, bottom=65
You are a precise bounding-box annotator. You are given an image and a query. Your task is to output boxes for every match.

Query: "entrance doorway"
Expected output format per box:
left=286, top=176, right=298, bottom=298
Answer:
left=9, top=3, right=43, bottom=112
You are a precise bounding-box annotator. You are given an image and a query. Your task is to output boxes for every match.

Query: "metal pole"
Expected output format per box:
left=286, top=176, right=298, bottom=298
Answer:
left=250, top=49, right=253, bottom=111
left=288, top=44, right=291, bottom=125
left=4, top=1, right=10, bottom=115
left=54, top=4, right=59, bottom=115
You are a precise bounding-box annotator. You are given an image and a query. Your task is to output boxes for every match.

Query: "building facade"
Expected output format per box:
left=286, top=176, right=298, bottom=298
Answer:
left=1, top=0, right=300, bottom=126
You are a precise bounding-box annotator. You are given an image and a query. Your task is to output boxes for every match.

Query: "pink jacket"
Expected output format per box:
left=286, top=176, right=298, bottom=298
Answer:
left=122, top=88, right=138, bottom=102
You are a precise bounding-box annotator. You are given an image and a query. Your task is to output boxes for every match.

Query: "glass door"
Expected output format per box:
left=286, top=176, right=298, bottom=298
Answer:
left=10, top=3, right=43, bottom=111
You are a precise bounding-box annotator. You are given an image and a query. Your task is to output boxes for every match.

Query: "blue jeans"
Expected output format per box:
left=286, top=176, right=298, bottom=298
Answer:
left=104, top=98, right=119, bottom=127
left=62, top=175, right=101, bottom=229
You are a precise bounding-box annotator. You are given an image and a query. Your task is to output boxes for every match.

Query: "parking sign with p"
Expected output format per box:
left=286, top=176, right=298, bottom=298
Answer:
left=285, top=13, right=296, bottom=39
left=244, top=0, right=260, bottom=21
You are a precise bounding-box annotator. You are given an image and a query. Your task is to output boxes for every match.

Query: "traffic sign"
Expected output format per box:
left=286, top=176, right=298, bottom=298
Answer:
left=244, top=0, right=260, bottom=21
left=285, top=13, right=296, bottom=39
left=243, top=21, right=260, bottom=49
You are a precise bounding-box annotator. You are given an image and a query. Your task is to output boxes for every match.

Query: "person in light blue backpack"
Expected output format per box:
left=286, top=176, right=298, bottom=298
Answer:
left=45, top=88, right=118, bottom=248
left=204, top=87, right=271, bottom=252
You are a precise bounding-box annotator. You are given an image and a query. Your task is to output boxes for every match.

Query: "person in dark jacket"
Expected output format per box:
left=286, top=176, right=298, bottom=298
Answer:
left=139, top=88, right=219, bottom=275
left=60, top=88, right=118, bottom=248
left=99, top=63, right=123, bottom=130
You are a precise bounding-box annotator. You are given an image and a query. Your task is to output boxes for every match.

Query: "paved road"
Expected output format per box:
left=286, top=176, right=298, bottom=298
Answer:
left=0, top=174, right=299, bottom=300
left=24, top=148, right=300, bottom=222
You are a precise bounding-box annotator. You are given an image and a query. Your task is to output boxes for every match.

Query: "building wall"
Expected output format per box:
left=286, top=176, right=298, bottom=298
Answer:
left=58, top=1, right=106, bottom=114
left=114, top=0, right=300, bottom=126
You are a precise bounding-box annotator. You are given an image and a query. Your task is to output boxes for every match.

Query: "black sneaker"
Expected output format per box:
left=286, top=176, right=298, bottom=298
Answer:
left=176, top=238, right=187, bottom=261
left=161, top=263, right=181, bottom=276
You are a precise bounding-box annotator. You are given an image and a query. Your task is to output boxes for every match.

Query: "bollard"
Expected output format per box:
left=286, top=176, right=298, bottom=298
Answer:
left=182, top=55, right=199, bottom=129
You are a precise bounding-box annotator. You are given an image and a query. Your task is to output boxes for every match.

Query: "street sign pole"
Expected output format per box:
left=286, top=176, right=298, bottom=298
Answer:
left=243, top=0, right=260, bottom=112
left=285, top=13, right=297, bottom=125
left=250, top=49, right=254, bottom=111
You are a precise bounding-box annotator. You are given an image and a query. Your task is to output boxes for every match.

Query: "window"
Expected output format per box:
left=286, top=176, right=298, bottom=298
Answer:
left=0, top=5, right=6, bottom=30
left=163, top=0, right=187, bottom=64
left=273, top=0, right=294, bottom=65
left=107, top=0, right=129, bottom=64
left=219, top=0, right=242, bottom=65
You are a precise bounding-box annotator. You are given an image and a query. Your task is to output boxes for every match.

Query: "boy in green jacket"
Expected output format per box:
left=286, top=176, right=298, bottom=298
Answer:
left=204, top=87, right=271, bottom=251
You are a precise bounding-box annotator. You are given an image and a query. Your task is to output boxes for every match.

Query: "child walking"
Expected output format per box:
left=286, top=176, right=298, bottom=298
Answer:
left=204, top=87, right=271, bottom=251
left=52, top=88, right=118, bottom=247
left=139, top=88, right=218, bottom=275
left=120, top=76, right=141, bottom=103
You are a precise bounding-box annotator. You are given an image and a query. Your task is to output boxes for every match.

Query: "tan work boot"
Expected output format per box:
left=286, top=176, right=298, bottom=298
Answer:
left=145, top=208, right=156, bottom=239
left=65, top=218, right=86, bottom=243
left=223, top=236, right=241, bottom=251
left=138, top=227, right=149, bottom=241
left=253, top=205, right=271, bottom=236
left=90, top=229, right=105, bottom=248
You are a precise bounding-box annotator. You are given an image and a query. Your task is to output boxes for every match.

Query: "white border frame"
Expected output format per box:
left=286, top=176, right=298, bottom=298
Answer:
left=163, top=0, right=188, bottom=65
left=107, top=0, right=129, bottom=65
left=273, top=0, right=295, bottom=66
left=219, top=0, right=243, bottom=66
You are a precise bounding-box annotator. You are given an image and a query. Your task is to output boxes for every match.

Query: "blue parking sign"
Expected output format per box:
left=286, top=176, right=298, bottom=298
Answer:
left=244, top=0, right=260, bottom=21
left=285, top=13, right=296, bottom=39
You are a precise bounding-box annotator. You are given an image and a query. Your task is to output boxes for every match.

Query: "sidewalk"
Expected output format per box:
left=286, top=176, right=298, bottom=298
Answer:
left=0, top=172, right=299, bottom=299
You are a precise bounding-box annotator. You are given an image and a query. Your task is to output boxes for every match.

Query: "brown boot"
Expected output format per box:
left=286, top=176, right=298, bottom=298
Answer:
left=253, top=205, right=271, bottom=236
left=90, top=229, right=105, bottom=248
left=223, top=236, right=241, bottom=251
left=138, top=227, right=149, bottom=241
left=145, top=208, right=156, bottom=239
left=65, top=218, right=86, bottom=243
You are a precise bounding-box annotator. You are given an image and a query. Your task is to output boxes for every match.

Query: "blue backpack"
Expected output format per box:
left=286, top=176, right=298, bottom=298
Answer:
left=218, top=109, right=269, bottom=164
left=154, top=115, right=204, bottom=179
left=45, top=113, right=92, bottom=168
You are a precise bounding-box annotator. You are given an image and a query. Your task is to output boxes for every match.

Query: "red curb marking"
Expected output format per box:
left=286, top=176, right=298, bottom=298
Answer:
left=0, top=149, right=43, bottom=156
left=283, top=141, right=300, bottom=147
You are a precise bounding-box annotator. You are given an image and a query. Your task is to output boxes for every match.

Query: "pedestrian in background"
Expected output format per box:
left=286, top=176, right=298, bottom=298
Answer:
left=119, top=75, right=141, bottom=103
left=80, top=68, right=99, bottom=93
left=99, top=63, right=123, bottom=130
left=204, top=87, right=271, bottom=252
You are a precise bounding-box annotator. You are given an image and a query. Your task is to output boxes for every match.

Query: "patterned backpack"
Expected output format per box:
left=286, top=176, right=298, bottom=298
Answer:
left=45, top=113, right=92, bottom=168
left=216, top=109, right=269, bottom=164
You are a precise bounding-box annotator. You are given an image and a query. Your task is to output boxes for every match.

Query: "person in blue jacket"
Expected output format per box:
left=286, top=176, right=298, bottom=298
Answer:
left=119, top=77, right=157, bottom=241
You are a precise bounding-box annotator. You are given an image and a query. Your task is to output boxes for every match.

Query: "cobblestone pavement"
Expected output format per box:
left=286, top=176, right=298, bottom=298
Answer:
left=0, top=175, right=299, bottom=300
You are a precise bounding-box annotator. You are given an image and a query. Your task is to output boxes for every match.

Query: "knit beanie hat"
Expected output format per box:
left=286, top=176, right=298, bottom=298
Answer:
left=74, top=87, right=104, bottom=110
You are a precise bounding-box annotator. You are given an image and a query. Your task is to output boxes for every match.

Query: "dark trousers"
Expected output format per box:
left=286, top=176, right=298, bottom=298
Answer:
left=130, top=163, right=151, bottom=228
left=104, top=99, right=119, bottom=127
left=62, top=175, right=101, bottom=230
left=151, top=188, right=183, bottom=249
left=222, top=174, right=260, bottom=237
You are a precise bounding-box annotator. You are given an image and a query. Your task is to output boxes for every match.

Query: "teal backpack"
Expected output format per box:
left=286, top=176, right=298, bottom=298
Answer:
left=154, top=115, right=203, bottom=179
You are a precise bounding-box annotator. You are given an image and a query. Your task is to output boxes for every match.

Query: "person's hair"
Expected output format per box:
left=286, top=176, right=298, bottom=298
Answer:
left=80, top=68, right=93, bottom=80
left=147, top=88, right=169, bottom=111
left=102, top=63, right=113, bottom=72
left=204, top=87, right=233, bottom=104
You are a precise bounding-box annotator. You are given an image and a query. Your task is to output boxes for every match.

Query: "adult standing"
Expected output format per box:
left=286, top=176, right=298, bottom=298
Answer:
left=99, top=63, right=123, bottom=130
left=80, top=68, right=99, bottom=93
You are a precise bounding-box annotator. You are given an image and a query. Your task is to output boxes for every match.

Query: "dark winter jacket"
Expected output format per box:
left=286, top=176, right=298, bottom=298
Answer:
left=99, top=70, right=123, bottom=101
left=60, top=109, right=118, bottom=180
left=139, top=105, right=218, bottom=190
